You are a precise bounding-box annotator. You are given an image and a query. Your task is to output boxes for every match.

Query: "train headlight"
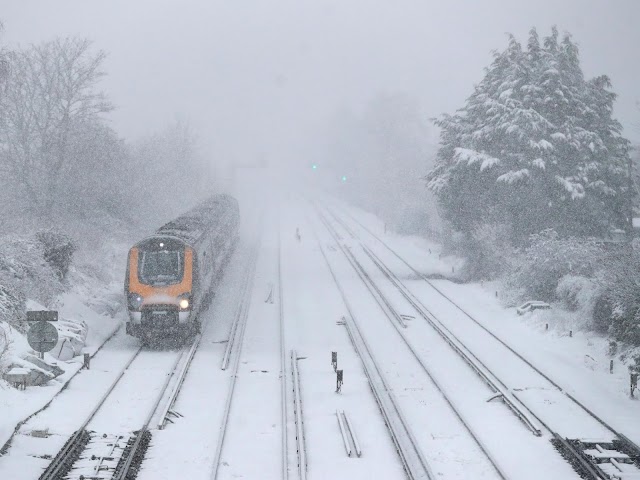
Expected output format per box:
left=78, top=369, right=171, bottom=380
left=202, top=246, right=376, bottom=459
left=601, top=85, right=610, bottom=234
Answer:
left=178, top=293, right=191, bottom=310
left=128, top=293, right=144, bottom=311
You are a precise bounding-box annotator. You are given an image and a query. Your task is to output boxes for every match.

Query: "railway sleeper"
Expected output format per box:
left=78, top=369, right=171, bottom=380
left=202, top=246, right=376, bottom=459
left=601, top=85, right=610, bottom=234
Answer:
left=112, top=430, right=152, bottom=480
left=613, top=438, right=640, bottom=469
left=552, top=437, right=640, bottom=479
left=39, top=429, right=91, bottom=480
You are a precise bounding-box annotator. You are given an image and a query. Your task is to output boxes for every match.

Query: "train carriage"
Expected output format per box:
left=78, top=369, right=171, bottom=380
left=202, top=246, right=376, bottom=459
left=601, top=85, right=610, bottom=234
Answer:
left=124, top=194, right=239, bottom=340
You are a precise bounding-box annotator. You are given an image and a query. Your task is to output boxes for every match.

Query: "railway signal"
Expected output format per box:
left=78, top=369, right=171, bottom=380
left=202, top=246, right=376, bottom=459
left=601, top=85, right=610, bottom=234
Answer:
left=27, top=319, right=59, bottom=359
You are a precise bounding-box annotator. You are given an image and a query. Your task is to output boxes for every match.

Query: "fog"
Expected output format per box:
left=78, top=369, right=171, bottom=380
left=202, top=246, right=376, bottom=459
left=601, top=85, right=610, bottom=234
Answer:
left=1, top=0, right=639, bottom=195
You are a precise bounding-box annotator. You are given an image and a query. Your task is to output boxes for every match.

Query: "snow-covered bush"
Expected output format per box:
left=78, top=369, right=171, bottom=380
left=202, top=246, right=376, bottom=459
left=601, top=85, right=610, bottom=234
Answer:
left=35, top=230, right=77, bottom=280
left=505, top=229, right=603, bottom=301
left=456, top=223, right=515, bottom=281
left=0, top=233, right=65, bottom=311
left=611, top=311, right=640, bottom=346
left=555, top=275, right=599, bottom=313
left=592, top=296, right=614, bottom=334
left=594, top=244, right=640, bottom=344
left=0, top=284, right=26, bottom=334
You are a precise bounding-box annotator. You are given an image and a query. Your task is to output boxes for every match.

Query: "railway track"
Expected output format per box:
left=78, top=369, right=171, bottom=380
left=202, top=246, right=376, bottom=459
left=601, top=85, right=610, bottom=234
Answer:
left=210, top=222, right=306, bottom=480
left=210, top=243, right=259, bottom=479
left=278, top=223, right=308, bottom=480
left=324, top=203, right=640, bottom=480
left=0, top=324, right=123, bottom=459
left=314, top=208, right=507, bottom=479
left=39, top=339, right=200, bottom=480
left=279, top=227, right=291, bottom=480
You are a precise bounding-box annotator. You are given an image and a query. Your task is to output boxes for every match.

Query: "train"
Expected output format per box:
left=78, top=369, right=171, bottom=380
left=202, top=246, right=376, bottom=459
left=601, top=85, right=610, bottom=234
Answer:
left=124, top=194, right=239, bottom=340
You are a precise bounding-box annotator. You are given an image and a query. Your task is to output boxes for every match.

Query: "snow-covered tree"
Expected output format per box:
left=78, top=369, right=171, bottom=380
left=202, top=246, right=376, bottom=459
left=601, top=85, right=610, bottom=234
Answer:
left=427, top=27, right=632, bottom=242
left=0, top=38, right=113, bottom=218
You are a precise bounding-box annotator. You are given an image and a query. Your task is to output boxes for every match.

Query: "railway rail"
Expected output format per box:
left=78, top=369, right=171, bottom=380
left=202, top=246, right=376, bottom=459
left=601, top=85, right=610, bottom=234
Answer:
left=290, top=350, right=307, bottom=480
left=315, top=208, right=507, bottom=480
left=0, top=325, right=122, bottom=459
left=324, top=202, right=640, bottom=480
left=311, top=219, right=436, bottom=480
left=40, top=340, right=199, bottom=480
left=210, top=243, right=259, bottom=479
left=278, top=227, right=291, bottom=480
left=278, top=224, right=309, bottom=480
left=209, top=224, right=307, bottom=480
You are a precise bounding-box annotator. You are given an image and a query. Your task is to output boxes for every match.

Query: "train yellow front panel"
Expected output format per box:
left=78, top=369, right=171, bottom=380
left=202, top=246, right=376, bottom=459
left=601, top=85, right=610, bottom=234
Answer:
left=128, top=247, right=193, bottom=303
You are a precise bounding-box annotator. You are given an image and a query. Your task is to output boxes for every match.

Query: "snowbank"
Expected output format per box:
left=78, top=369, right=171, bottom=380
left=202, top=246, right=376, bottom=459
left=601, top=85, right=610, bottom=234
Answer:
left=0, top=243, right=126, bottom=451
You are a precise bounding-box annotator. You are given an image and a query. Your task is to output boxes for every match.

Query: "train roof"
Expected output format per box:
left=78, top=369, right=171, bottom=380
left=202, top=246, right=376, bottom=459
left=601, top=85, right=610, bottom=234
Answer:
left=154, top=194, right=238, bottom=246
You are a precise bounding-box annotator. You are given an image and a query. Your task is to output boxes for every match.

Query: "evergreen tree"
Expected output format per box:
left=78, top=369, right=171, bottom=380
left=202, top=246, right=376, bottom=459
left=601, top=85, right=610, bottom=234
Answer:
left=427, top=27, right=632, bottom=242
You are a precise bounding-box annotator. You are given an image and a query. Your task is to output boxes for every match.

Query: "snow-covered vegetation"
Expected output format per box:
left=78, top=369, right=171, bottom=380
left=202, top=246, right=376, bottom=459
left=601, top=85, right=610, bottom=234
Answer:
left=0, top=27, right=214, bottom=228
left=428, top=27, right=631, bottom=242
left=0, top=27, right=215, bottom=376
left=427, top=27, right=640, bottom=348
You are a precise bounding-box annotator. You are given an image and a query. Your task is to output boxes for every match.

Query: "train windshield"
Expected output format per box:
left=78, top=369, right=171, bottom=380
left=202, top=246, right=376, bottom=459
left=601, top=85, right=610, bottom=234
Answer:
left=138, top=249, right=184, bottom=285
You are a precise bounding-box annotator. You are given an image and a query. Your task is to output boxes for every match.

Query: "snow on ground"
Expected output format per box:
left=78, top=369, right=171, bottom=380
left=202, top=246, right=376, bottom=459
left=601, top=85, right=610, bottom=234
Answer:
left=135, top=239, right=254, bottom=480
left=140, top=197, right=407, bottom=480
left=0, top=243, right=125, bottom=453
left=311, top=212, right=505, bottom=479
left=279, top=195, right=406, bottom=479
left=5, top=191, right=640, bottom=480
left=340, top=241, right=577, bottom=478
left=0, top=331, right=140, bottom=479
left=334, top=199, right=640, bottom=446
left=431, top=280, right=640, bottom=444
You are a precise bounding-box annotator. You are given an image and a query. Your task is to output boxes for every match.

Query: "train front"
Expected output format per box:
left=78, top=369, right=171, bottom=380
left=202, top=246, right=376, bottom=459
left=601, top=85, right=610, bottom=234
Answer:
left=124, top=236, right=195, bottom=339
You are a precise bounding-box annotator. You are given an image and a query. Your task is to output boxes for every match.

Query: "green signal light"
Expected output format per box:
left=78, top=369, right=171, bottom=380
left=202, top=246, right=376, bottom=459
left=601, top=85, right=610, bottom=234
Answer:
left=312, top=164, right=318, bottom=170
left=341, top=175, right=347, bottom=182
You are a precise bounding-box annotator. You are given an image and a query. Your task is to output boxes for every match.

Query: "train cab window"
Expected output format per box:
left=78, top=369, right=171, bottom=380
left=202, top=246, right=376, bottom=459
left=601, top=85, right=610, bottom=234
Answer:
left=138, top=249, right=184, bottom=285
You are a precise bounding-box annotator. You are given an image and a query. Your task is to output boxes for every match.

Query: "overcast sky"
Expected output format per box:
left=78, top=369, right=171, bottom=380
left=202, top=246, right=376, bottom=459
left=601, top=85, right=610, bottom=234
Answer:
left=1, top=0, right=639, bottom=163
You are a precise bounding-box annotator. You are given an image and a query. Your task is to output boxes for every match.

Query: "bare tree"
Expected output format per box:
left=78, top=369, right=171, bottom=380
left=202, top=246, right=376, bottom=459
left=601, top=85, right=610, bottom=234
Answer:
left=0, top=37, right=113, bottom=217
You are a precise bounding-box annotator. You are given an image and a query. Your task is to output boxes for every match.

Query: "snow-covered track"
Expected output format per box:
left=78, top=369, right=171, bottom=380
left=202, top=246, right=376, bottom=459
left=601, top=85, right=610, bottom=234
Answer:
left=0, top=324, right=122, bottom=458
left=38, top=346, right=143, bottom=480
left=328, top=205, right=640, bottom=480
left=311, top=228, right=435, bottom=479
left=336, top=410, right=361, bottom=458
left=156, top=336, right=202, bottom=430
left=210, top=244, right=259, bottom=479
left=361, top=244, right=542, bottom=436
left=340, top=312, right=435, bottom=480
left=290, top=350, right=307, bottom=480
left=278, top=228, right=290, bottom=480
left=316, top=209, right=507, bottom=479
left=40, top=338, right=203, bottom=480
left=312, top=213, right=450, bottom=479
left=110, top=342, right=198, bottom=480
left=277, top=227, right=310, bottom=480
